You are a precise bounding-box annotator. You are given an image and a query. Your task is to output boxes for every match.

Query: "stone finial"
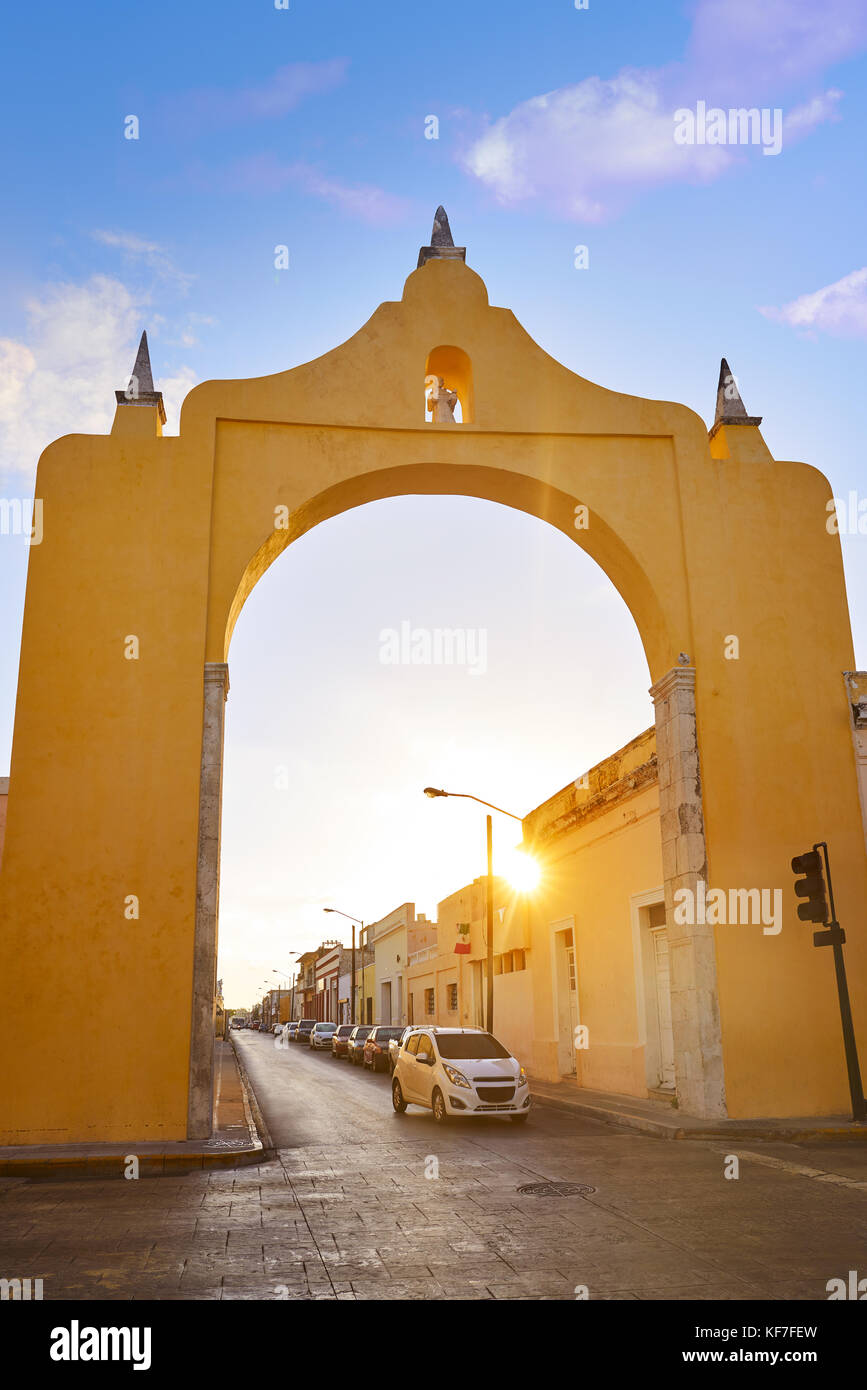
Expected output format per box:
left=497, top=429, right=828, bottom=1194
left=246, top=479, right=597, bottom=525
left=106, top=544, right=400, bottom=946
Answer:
left=430, top=205, right=454, bottom=248
left=714, top=357, right=762, bottom=428
left=115, top=330, right=166, bottom=424
left=417, top=206, right=467, bottom=268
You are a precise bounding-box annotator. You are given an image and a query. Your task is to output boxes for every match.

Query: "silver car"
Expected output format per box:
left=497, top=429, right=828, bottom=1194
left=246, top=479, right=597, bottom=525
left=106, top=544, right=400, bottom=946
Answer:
left=309, top=1021, right=338, bottom=1050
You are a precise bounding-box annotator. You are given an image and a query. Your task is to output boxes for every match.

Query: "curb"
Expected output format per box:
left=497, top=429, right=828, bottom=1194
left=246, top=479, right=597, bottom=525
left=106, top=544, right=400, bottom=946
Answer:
left=230, top=1034, right=276, bottom=1156
left=530, top=1090, right=867, bottom=1143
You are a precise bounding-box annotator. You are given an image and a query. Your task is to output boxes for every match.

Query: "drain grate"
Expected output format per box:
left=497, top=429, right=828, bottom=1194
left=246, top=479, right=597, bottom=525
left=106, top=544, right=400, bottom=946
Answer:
left=517, top=1180, right=596, bottom=1197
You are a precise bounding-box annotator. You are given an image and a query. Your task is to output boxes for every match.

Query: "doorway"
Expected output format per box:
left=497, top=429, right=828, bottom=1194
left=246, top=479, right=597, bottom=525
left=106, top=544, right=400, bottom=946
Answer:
left=632, top=892, right=675, bottom=1094
left=551, top=919, right=579, bottom=1077
left=381, top=980, right=392, bottom=1025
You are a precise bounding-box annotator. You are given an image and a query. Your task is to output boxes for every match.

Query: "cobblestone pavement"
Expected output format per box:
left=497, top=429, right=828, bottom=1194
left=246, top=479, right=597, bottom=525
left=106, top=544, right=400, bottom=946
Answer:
left=1, top=1034, right=865, bottom=1301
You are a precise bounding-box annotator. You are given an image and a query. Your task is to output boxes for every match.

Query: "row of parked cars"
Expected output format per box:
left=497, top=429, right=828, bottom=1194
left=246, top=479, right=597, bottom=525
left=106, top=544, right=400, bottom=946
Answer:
left=276, top=1017, right=532, bottom=1124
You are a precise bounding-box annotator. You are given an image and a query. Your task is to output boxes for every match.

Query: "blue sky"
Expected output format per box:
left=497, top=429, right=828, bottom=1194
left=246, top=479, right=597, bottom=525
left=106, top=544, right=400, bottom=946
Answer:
left=2, top=1, right=866, bottom=1006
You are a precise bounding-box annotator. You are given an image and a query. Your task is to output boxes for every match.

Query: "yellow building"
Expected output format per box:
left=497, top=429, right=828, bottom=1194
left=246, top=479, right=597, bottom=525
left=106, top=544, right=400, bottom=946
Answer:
left=369, top=903, right=437, bottom=1025
left=523, top=728, right=666, bottom=1096
left=2, top=210, right=866, bottom=1144
left=409, top=733, right=662, bottom=1098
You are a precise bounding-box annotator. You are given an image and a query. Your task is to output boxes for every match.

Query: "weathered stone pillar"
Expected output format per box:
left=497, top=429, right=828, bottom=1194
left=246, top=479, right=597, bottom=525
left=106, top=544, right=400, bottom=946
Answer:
left=844, top=673, right=867, bottom=854
left=187, top=661, right=229, bottom=1139
left=650, top=665, right=726, bottom=1119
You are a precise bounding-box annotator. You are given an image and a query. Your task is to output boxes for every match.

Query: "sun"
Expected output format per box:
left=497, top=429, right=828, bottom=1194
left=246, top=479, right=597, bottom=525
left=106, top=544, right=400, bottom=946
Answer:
left=503, top=848, right=542, bottom=894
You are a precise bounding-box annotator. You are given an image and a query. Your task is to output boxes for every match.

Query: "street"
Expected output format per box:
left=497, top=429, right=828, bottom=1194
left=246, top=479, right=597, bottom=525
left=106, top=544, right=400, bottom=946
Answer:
left=1, top=1030, right=866, bottom=1300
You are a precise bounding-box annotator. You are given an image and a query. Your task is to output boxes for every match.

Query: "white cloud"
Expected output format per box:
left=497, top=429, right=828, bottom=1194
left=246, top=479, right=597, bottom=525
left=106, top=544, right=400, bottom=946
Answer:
left=464, top=71, right=733, bottom=222
left=760, top=267, right=867, bottom=337
left=462, top=0, right=865, bottom=219
left=686, top=0, right=867, bottom=97
left=218, top=154, right=413, bottom=224
left=0, top=275, right=196, bottom=478
left=784, top=89, right=843, bottom=138
left=91, top=229, right=193, bottom=292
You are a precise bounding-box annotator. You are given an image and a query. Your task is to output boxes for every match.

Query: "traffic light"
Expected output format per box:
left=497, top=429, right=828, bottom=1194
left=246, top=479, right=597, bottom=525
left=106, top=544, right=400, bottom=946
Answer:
left=791, top=849, right=828, bottom=924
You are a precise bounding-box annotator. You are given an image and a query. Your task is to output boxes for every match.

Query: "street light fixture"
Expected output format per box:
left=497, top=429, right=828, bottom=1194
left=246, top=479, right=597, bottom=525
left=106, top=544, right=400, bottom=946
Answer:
left=423, top=786, right=530, bottom=1034
left=324, top=908, right=365, bottom=1025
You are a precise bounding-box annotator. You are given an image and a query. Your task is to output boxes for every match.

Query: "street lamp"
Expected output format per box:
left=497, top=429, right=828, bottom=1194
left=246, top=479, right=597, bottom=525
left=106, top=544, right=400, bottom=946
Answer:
left=423, top=786, right=529, bottom=1034
left=324, top=908, right=365, bottom=1024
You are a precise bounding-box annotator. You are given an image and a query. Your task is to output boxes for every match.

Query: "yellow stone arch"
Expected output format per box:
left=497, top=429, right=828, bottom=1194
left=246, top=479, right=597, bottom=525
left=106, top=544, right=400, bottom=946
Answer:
left=1, top=223, right=864, bottom=1144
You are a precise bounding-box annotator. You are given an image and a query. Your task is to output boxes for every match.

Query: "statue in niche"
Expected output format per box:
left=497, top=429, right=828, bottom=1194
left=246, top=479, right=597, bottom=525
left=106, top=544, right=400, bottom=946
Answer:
left=425, top=374, right=458, bottom=423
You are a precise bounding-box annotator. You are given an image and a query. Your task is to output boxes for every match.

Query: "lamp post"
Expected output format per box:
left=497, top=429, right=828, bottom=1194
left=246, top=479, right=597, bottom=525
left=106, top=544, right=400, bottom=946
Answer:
left=324, top=908, right=364, bottom=1025
left=423, top=787, right=525, bottom=1035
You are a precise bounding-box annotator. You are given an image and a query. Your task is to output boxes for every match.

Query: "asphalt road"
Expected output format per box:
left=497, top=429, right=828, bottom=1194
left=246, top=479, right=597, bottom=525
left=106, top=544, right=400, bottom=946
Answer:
left=234, top=1027, right=616, bottom=1149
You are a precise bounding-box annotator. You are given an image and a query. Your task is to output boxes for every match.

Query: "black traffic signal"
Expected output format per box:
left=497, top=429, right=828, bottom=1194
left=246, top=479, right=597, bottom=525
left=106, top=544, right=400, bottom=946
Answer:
left=791, top=849, right=828, bottom=924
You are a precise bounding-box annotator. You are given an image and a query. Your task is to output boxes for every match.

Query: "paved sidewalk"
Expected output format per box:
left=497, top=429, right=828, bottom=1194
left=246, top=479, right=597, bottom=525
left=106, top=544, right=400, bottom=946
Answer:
left=0, top=1041, right=267, bottom=1179
left=530, top=1078, right=867, bottom=1142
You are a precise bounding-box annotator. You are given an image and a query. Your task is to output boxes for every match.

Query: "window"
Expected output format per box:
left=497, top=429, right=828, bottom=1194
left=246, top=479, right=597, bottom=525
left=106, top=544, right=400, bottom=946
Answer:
left=406, top=1033, right=420, bottom=1055
left=447, top=983, right=458, bottom=1012
left=416, top=1034, right=434, bottom=1061
left=424, top=988, right=435, bottom=1014
left=436, top=1033, right=510, bottom=1060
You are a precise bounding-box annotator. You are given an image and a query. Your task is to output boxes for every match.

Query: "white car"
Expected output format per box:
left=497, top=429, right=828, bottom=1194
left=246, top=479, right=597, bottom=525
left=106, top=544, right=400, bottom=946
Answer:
left=391, top=1027, right=530, bottom=1123
left=309, top=1021, right=338, bottom=1050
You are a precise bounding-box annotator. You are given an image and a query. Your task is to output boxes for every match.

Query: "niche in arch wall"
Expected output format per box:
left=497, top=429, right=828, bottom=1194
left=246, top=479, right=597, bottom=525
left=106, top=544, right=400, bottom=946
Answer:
left=424, top=344, right=473, bottom=424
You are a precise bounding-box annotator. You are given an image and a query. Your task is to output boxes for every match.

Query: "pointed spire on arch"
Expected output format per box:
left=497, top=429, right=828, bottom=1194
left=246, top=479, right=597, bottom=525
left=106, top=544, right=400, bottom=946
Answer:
left=417, top=206, right=467, bottom=268
left=115, top=330, right=166, bottom=425
left=714, top=357, right=762, bottom=428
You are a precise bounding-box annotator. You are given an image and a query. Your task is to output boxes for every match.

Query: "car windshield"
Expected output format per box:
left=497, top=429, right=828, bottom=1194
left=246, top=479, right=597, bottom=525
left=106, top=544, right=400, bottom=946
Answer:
left=354, top=1027, right=372, bottom=1038
left=380, top=1028, right=403, bottom=1039
left=435, top=1033, right=511, bottom=1060
left=336, top=1026, right=353, bottom=1037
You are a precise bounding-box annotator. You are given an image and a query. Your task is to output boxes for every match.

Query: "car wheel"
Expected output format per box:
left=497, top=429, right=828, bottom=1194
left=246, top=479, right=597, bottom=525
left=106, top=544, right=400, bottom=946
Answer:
left=432, top=1088, right=449, bottom=1124
left=392, top=1079, right=407, bottom=1114
left=510, top=1112, right=529, bottom=1124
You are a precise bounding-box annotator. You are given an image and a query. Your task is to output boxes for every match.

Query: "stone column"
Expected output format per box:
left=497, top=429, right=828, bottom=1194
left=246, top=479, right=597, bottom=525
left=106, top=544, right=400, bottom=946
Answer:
left=844, top=673, right=867, bottom=855
left=650, top=665, right=726, bottom=1119
left=187, top=662, right=229, bottom=1139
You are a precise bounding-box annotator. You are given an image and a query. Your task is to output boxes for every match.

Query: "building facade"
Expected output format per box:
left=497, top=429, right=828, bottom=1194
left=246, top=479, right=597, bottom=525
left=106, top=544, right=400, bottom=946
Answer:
left=369, top=903, right=437, bottom=1026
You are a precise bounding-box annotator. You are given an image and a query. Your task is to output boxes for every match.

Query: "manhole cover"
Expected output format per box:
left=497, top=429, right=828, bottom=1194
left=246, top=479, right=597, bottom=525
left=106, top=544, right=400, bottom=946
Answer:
left=517, top=1180, right=596, bottom=1197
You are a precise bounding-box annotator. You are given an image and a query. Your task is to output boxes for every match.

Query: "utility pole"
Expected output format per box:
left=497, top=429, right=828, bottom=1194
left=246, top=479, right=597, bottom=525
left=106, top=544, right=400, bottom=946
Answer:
left=351, top=922, right=356, bottom=1026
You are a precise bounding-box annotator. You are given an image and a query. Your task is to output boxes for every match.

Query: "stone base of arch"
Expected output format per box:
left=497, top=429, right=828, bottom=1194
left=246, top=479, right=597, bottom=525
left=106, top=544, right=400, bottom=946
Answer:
left=187, top=662, right=229, bottom=1139
left=651, top=666, right=727, bottom=1119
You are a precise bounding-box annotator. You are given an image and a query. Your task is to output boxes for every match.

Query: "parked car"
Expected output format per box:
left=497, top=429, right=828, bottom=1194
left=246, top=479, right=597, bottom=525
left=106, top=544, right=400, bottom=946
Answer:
left=392, top=1028, right=530, bottom=1123
left=251, top=1021, right=261, bottom=1031
left=309, top=1021, right=337, bottom=1050
left=388, top=1025, right=417, bottom=1075
left=295, top=1019, right=317, bottom=1044
left=272, top=1023, right=284, bottom=1035
left=331, top=1024, right=355, bottom=1058
left=285, top=1021, right=299, bottom=1041
left=363, top=1025, right=405, bottom=1073
left=346, top=1024, right=373, bottom=1064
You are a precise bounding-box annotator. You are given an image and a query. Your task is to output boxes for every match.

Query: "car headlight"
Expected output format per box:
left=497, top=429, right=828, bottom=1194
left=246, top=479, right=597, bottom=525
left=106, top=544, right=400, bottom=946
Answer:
left=517, top=1068, right=529, bottom=1088
left=443, top=1064, right=471, bottom=1089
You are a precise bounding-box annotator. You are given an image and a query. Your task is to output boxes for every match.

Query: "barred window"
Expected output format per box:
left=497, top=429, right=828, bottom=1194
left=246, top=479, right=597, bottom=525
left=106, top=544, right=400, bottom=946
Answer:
left=424, top=988, right=435, bottom=1014
left=447, top=983, right=458, bottom=1011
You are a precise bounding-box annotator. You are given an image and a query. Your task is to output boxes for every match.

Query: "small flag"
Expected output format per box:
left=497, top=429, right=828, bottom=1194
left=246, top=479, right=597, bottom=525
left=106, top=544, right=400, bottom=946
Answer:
left=454, top=922, right=471, bottom=955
